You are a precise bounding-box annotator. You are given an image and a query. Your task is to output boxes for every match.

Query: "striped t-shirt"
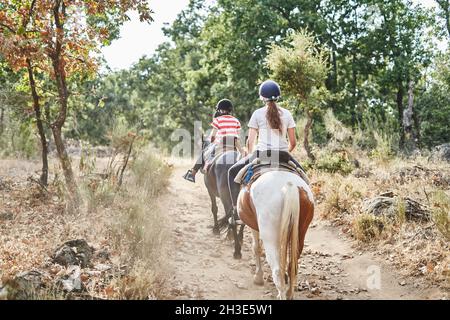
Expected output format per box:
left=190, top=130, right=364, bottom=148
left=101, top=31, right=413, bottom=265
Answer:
left=211, top=115, right=241, bottom=142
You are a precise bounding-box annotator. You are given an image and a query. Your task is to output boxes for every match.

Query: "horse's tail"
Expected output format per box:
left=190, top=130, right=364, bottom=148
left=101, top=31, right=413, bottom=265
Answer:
left=279, top=182, right=300, bottom=289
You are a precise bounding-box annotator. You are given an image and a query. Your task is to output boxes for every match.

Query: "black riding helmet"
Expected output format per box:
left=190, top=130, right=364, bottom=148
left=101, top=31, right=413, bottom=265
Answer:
left=259, top=80, right=281, bottom=101
left=215, top=99, right=233, bottom=113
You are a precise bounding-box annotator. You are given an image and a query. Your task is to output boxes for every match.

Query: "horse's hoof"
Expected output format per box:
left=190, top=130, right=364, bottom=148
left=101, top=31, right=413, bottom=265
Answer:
left=233, top=252, right=242, bottom=259
left=213, top=227, right=220, bottom=235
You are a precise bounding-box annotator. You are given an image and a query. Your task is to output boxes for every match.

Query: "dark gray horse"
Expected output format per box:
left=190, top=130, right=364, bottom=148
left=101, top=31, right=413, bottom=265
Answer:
left=203, top=149, right=245, bottom=259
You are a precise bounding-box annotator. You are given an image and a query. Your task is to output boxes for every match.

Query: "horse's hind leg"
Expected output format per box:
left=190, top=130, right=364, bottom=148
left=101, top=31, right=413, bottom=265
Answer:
left=263, top=242, right=286, bottom=300
left=251, top=230, right=264, bottom=285
left=238, top=224, right=244, bottom=245
left=231, top=222, right=242, bottom=259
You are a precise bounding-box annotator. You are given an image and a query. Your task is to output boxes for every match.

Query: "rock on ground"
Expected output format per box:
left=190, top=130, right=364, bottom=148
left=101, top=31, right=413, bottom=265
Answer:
left=3, top=270, right=47, bottom=299
left=53, top=239, right=94, bottom=268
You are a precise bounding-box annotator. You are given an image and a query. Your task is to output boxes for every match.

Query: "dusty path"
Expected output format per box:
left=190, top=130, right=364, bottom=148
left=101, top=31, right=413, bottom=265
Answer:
left=166, top=163, right=443, bottom=300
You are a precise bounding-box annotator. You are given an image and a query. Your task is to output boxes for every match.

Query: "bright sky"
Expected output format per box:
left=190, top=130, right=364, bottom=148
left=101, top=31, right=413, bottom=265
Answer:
left=101, top=0, right=441, bottom=71
left=101, top=0, right=190, bottom=71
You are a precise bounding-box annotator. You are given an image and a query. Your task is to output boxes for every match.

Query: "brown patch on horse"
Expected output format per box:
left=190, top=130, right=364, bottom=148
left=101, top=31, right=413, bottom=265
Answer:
left=297, top=187, right=314, bottom=255
left=238, top=185, right=259, bottom=231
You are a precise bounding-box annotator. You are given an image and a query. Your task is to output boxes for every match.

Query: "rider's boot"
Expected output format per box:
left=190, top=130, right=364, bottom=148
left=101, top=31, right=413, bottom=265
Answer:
left=183, top=169, right=197, bottom=183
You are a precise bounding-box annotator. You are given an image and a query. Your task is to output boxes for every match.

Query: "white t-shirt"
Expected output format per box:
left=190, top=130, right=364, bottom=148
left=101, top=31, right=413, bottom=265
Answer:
left=248, top=106, right=296, bottom=151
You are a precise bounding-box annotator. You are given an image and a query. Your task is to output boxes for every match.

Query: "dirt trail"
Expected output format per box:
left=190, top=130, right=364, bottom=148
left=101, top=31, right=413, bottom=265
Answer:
left=165, top=163, right=444, bottom=300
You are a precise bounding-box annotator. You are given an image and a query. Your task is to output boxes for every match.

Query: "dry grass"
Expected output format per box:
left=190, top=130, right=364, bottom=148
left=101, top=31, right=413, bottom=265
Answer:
left=290, top=110, right=448, bottom=290
left=0, top=146, right=172, bottom=300
left=106, top=148, right=172, bottom=299
left=352, top=213, right=386, bottom=241
left=430, top=191, right=450, bottom=241
left=311, top=153, right=450, bottom=289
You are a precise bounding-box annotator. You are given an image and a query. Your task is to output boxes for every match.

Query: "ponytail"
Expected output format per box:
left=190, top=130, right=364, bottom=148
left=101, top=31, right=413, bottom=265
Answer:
left=266, top=101, right=282, bottom=132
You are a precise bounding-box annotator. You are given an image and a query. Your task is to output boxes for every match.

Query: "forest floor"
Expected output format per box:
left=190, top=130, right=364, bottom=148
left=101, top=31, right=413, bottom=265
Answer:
left=162, top=162, right=448, bottom=300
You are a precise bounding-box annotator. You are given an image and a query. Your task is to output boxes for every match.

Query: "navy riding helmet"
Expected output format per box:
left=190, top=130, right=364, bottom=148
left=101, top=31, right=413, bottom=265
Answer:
left=259, top=80, right=281, bottom=101
left=216, top=99, right=233, bottom=112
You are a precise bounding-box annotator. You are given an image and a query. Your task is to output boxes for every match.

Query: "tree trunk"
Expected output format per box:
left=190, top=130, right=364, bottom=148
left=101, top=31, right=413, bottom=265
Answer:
left=351, top=51, right=358, bottom=124
left=446, top=10, right=450, bottom=40
left=332, top=49, right=338, bottom=90
left=27, top=59, right=49, bottom=186
left=396, top=80, right=405, bottom=149
left=403, top=80, right=416, bottom=152
left=325, top=45, right=338, bottom=92
left=303, top=110, right=315, bottom=161
left=50, top=0, right=79, bottom=204
left=412, top=106, right=421, bottom=148
left=50, top=63, right=78, bottom=201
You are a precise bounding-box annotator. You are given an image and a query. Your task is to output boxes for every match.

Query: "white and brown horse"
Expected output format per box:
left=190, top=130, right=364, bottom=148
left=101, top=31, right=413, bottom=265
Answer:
left=237, top=170, right=314, bottom=299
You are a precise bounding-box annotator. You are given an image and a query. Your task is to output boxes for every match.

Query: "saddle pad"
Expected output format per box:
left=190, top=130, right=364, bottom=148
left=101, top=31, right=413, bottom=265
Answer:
left=235, top=161, right=305, bottom=185
left=204, top=146, right=238, bottom=172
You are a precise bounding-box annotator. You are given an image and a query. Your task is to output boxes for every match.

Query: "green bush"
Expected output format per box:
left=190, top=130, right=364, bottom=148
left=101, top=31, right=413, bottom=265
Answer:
left=314, top=151, right=354, bottom=174
left=0, top=120, right=38, bottom=159
left=352, top=214, right=386, bottom=242
left=369, top=131, right=395, bottom=162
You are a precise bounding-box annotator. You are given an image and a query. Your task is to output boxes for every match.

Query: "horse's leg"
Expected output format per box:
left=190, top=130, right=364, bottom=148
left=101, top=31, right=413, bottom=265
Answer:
left=251, top=229, right=264, bottom=285
left=262, top=240, right=286, bottom=300
left=220, top=184, right=241, bottom=259
left=238, top=224, right=244, bottom=245
left=231, top=222, right=242, bottom=259
left=209, top=191, right=219, bottom=235
left=205, top=175, right=219, bottom=235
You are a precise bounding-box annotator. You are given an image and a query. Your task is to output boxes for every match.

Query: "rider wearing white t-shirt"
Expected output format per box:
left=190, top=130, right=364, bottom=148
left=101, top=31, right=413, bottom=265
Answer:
left=228, top=80, right=304, bottom=218
left=248, top=105, right=296, bottom=151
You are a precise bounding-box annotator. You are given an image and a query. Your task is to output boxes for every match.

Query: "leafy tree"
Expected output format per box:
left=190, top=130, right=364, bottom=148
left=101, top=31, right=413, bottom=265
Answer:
left=266, top=30, right=329, bottom=160
left=416, top=50, right=450, bottom=147
left=0, top=0, right=153, bottom=201
left=436, top=0, right=450, bottom=39
left=64, top=0, right=447, bottom=157
left=369, top=0, right=434, bottom=150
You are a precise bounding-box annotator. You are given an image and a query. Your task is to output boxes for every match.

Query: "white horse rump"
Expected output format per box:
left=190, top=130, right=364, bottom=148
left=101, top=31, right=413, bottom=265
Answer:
left=241, top=170, right=314, bottom=300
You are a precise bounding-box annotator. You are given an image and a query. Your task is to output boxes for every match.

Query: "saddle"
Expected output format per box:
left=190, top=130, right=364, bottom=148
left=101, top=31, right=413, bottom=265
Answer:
left=236, top=152, right=311, bottom=232
left=202, top=136, right=240, bottom=173
left=202, top=145, right=237, bottom=172
left=234, top=152, right=310, bottom=186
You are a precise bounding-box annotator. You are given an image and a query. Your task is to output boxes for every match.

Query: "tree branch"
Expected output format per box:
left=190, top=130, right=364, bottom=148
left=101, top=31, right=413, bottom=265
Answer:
left=0, top=22, right=16, bottom=34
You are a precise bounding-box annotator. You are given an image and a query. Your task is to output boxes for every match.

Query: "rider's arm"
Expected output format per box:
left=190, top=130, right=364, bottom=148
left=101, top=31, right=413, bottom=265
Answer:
left=209, top=128, right=218, bottom=143
left=235, top=138, right=246, bottom=156
left=288, top=127, right=297, bottom=152
left=247, top=128, right=258, bottom=153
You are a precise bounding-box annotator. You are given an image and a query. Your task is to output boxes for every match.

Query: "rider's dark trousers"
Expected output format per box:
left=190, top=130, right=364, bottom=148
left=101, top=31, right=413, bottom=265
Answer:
left=193, top=153, right=204, bottom=172
left=193, top=143, right=216, bottom=171
left=227, top=150, right=303, bottom=208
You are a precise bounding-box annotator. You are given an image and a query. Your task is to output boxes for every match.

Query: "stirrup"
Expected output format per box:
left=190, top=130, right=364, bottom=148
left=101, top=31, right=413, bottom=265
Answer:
left=183, top=170, right=196, bottom=183
left=228, top=216, right=243, bottom=226
left=228, top=208, right=243, bottom=226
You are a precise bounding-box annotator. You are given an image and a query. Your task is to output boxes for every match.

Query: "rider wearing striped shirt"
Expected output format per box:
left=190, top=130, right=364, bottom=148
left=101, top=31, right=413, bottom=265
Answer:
left=183, top=99, right=243, bottom=183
